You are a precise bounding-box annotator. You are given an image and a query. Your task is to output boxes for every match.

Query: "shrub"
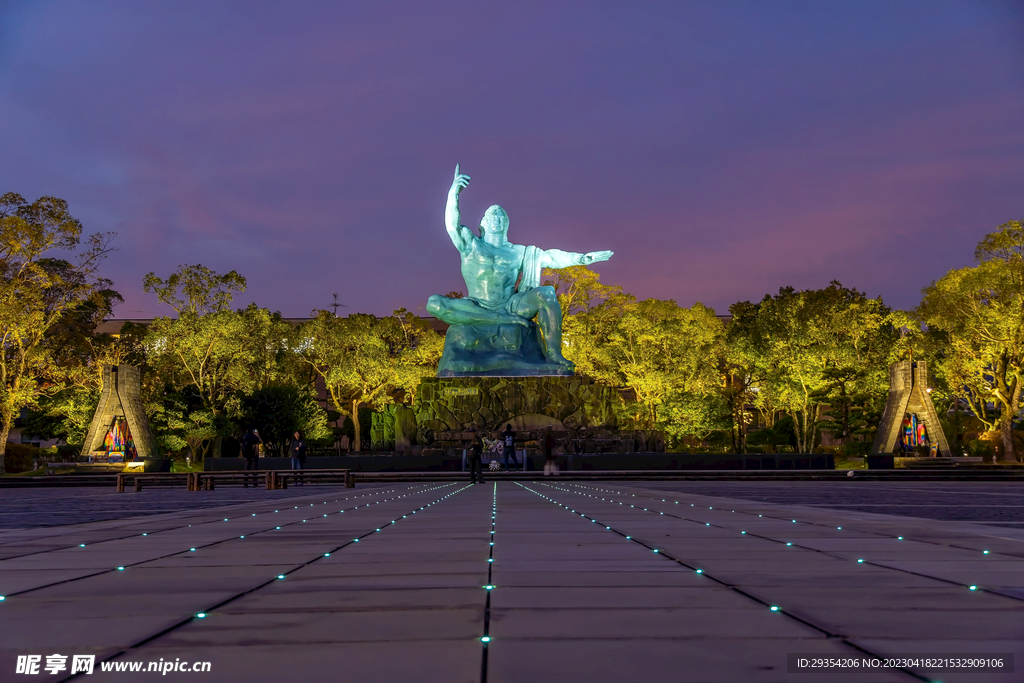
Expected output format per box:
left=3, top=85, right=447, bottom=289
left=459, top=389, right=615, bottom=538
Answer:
left=841, top=441, right=870, bottom=457
left=966, top=439, right=994, bottom=458
left=4, top=442, right=41, bottom=473
left=53, top=445, right=81, bottom=463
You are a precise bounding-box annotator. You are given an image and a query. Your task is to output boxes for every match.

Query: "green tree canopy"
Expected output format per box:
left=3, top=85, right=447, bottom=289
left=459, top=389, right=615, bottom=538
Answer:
left=299, top=310, right=439, bottom=451
left=729, top=282, right=907, bottom=453
left=143, top=264, right=246, bottom=316
left=918, top=220, right=1024, bottom=461
left=0, top=193, right=115, bottom=472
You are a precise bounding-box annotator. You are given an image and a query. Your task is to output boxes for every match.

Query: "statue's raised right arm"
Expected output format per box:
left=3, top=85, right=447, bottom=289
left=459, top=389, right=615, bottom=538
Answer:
left=445, top=164, right=474, bottom=253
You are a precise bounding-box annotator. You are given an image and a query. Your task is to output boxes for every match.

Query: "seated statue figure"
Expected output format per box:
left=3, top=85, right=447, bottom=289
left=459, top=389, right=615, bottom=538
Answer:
left=427, top=165, right=613, bottom=376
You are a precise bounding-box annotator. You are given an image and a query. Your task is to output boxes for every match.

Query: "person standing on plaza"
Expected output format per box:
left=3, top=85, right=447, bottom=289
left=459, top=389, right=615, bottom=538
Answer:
left=241, top=428, right=263, bottom=487
left=289, top=430, right=307, bottom=486
left=542, top=426, right=558, bottom=476
left=501, top=423, right=518, bottom=470
left=467, top=427, right=484, bottom=484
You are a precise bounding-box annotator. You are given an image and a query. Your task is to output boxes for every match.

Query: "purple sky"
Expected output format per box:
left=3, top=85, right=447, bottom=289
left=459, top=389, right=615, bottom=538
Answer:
left=2, top=1, right=1022, bottom=318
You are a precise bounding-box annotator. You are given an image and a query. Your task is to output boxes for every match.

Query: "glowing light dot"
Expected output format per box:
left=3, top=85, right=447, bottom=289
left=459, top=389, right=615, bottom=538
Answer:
left=324, top=553, right=330, bottom=557
left=484, top=585, right=494, bottom=590
left=770, top=605, right=779, bottom=611
left=857, top=559, right=864, bottom=563
left=196, top=612, right=206, bottom=618
left=488, top=558, right=493, bottom=562
left=481, top=636, right=491, bottom=643
left=117, top=566, right=124, bottom=571
left=695, top=569, right=703, bottom=574
left=142, top=533, right=147, bottom=536
left=786, top=543, right=792, bottom=546
left=277, top=575, right=285, bottom=579
left=983, top=550, right=989, bottom=555
left=653, top=549, right=659, bottom=553
left=0, top=596, right=5, bottom=601
left=190, top=548, right=196, bottom=552
left=80, top=544, right=86, bottom=547
left=969, top=585, right=978, bottom=591
left=898, top=536, right=903, bottom=540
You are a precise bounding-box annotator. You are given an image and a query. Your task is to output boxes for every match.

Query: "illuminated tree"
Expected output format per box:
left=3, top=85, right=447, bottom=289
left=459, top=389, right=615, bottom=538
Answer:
left=0, top=193, right=114, bottom=473
left=918, top=220, right=1024, bottom=461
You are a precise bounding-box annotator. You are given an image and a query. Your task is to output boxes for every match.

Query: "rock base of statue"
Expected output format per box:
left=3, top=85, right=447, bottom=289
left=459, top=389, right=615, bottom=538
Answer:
left=413, top=376, right=616, bottom=434
left=436, top=321, right=573, bottom=377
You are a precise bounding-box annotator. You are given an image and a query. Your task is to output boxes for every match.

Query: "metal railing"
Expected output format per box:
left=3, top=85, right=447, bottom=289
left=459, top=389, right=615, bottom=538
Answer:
left=115, top=469, right=353, bottom=491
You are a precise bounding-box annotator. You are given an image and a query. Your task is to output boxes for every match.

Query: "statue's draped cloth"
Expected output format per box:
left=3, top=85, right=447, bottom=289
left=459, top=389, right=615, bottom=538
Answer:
left=519, top=245, right=543, bottom=293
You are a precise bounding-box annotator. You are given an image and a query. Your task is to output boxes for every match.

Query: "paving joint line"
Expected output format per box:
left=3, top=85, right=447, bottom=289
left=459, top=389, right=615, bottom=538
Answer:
left=61, top=481, right=474, bottom=682
left=567, top=482, right=1024, bottom=557
left=555, top=482, right=1024, bottom=603
left=0, top=484, right=430, bottom=559
left=520, top=481, right=933, bottom=683
left=480, top=482, right=496, bottom=683
left=2, top=484, right=454, bottom=599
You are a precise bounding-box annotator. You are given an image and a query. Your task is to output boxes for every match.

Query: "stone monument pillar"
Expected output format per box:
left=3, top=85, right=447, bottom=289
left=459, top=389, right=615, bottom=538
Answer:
left=870, top=361, right=951, bottom=456
left=81, top=365, right=158, bottom=462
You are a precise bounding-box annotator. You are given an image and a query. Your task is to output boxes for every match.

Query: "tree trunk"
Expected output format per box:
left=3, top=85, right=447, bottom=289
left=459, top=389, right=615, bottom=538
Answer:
left=351, top=398, right=362, bottom=452
left=0, top=402, right=11, bottom=475
left=1001, top=391, right=1019, bottom=463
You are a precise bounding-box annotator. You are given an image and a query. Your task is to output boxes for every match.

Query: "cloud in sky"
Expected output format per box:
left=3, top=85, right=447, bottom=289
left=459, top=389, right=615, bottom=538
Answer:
left=1, top=0, right=1021, bottom=317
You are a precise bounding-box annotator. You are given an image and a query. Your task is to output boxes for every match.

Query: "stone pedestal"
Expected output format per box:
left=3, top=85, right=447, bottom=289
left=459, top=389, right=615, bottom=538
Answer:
left=414, top=376, right=616, bottom=433
left=437, top=322, right=572, bottom=377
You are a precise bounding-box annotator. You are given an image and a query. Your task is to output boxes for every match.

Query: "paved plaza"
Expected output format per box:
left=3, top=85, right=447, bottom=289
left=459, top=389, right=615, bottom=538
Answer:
left=1, top=481, right=1022, bottom=682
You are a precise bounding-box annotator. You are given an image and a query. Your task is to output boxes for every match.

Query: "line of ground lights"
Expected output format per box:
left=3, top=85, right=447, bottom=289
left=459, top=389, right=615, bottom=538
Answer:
left=61, top=482, right=476, bottom=683
left=0, top=484, right=439, bottom=563
left=0, top=483, right=457, bottom=602
left=567, top=482, right=1015, bottom=561
left=479, top=482, right=497, bottom=683
left=544, top=482, right=1014, bottom=603
left=516, top=482, right=939, bottom=683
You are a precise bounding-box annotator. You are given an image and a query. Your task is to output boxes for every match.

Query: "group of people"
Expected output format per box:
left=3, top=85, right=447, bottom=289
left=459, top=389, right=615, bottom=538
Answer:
left=237, top=423, right=563, bottom=487
left=465, top=424, right=560, bottom=484
left=240, top=428, right=308, bottom=487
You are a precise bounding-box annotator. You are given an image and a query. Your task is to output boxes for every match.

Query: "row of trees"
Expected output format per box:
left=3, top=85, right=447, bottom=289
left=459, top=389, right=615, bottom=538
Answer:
left=548, top=220, right=1024, bottom=462
left=24, top=270, right=444, bottom=465
left=0, top=190, right=1020, bottom=470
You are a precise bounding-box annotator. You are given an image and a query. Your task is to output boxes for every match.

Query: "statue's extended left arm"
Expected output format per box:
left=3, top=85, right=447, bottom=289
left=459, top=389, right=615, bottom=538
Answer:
left=540, top=249, right=614, bottom=269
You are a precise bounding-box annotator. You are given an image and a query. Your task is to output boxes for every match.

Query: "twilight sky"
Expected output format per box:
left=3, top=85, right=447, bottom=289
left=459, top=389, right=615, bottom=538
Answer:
left=1, top=1, right=1022, bottom=318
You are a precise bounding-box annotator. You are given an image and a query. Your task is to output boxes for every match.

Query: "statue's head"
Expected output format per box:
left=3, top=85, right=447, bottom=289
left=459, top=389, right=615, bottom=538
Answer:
left=480, top=205, right=509, bottom=241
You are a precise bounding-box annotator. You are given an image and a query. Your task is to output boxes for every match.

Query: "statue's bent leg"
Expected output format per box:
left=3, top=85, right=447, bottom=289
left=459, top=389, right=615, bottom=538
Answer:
left=427, top=294, right=523, bottom=326
left=511, top=286, right=572, bottom=367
